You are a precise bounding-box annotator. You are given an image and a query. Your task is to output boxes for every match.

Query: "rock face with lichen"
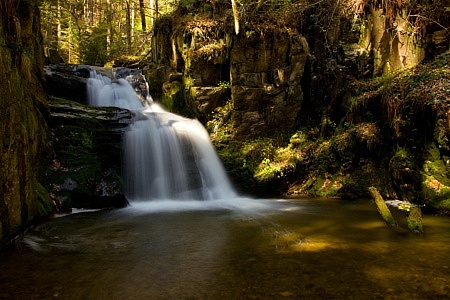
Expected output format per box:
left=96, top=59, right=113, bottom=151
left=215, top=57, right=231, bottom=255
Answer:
left=0, top=0, right=52, bottom=246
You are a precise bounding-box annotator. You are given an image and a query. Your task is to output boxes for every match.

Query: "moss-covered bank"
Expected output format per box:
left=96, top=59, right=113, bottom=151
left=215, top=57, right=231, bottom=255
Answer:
left=210, top=50, right=450, bottom=214
left=0, top=0, right=52, bottom=247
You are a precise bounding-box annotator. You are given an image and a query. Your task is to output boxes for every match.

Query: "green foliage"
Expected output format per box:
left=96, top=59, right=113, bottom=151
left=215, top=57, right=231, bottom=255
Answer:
left=40, top=0, right=153, bottom=64
left=79, top=25, right=109, bottom=66
left=217, top=81, right=231, bottom=90
left=398, top=203, right=411, bottom=212
left=33, top=181, right=54, bottom=216
left=406, top=205, right=423, bottom=233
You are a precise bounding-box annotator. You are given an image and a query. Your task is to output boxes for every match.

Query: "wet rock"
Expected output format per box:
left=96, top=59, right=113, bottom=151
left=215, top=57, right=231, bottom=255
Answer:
left=46, top=99, right=132, bottom=210
left=45, top=64, right=150, bottom=104
left=44, top=64, right=91, bottom=103
left=0, top=0, right=51, bottom=247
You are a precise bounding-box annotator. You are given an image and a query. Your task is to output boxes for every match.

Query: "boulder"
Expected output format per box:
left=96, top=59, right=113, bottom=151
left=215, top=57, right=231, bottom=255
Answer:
left=46, top=98, right=133, bottom=211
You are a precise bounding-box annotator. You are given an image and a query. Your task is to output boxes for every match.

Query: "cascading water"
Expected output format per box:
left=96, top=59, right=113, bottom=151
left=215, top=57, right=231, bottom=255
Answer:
left=87, top=69, right=236, bottom=201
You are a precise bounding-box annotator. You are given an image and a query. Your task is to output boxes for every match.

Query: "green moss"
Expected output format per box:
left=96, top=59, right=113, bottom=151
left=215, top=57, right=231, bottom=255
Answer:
left=0, top=0, right=50, bottom=247
left=254, top=159, right=282, bottom=182
left=422, top=144, right=450, bottom=186
left=162, top=81, right=183, bottom=111
left=308, top=174, right=343, bottom=197
left=33, top=181, right=54, bottom=216
left=369, top=186, right=397, bottom=227
left=438, top=199, right=450, bottom=210
left=420, top=143, right=450, bottom=208
left=48, top=124, right=102, bottom=194
left=406, top=205, right=423, bottom=233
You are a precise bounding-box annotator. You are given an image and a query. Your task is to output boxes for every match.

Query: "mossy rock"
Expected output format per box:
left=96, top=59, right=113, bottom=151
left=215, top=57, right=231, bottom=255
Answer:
left=389, top=148, right=420, bottom=201
left=437, top=199, right=450, bottom=211
left=406, top=205, right=424, bottom=233
left=162, top=80, right=184, bottom=112
left=420, top=143, right=450, bottom=210
left=45, top=99, right=130, bottom=210
left=33, top=181, right=54, bottom=216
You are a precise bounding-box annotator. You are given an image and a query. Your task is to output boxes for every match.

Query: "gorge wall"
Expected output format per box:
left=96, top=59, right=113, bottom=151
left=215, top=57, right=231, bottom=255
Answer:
left=149, top=0, right=449, bottom=139
left=147, top=0, right=450, bottom=210
left=0, top=0, right=52, bottom=246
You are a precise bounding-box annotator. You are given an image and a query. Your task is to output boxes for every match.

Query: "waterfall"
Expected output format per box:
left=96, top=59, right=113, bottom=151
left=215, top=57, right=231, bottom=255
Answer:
left=87, top=69, right=236, bottom=201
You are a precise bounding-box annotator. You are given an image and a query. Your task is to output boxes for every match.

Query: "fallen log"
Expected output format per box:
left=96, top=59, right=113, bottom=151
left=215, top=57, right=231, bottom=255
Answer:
left=368, top=187, right=397, bottom=227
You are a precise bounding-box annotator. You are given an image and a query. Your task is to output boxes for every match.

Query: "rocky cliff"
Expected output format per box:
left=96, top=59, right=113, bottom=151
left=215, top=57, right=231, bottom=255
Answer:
left=149, top=0, right=449, bottom=138
left=146, top=0, right=450, bottom=211
left=0, top=0, right=52, bottom=246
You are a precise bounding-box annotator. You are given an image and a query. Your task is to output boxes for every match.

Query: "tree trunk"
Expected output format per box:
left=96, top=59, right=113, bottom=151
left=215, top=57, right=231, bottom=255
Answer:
left=149, top=0, right=158, bottom=28
left=231, top=0, right=239, bottom=35
left=131, top=1, right=135, bottom=45
left=126, top=1, right=132, bottom=54
left=139, top=0, right=146, bottom=32
left=57, top=0, right=61, bottom=46
left=106, top=0, right=112, bottom=55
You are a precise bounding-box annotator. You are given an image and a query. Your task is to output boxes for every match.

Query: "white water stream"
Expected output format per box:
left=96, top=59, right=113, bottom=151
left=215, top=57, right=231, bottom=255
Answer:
left=87, top=70, right=237, bottom=201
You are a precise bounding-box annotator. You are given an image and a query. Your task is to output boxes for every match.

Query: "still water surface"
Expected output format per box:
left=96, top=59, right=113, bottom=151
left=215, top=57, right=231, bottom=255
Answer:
left=1, top=198, right=449, bottom=299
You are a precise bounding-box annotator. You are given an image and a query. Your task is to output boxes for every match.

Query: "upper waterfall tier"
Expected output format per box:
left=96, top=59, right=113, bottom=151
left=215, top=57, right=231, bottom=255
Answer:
left=87, top=70, right=236, bottom=201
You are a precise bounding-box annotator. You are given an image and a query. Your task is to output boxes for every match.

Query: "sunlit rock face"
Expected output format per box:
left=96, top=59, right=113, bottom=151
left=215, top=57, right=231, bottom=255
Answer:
left=151, top=20, right=309, bottom=140
left=230, top=32, right=309, bottom=139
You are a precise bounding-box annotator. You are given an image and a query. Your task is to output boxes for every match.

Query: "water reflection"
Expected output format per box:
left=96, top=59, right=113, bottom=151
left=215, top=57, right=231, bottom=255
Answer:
left=1, top=198, right=449, bottom=299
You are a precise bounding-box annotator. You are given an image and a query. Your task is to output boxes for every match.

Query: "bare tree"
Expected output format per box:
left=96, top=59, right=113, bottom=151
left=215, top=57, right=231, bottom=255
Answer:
left=149, top=0, right=158, bottom=28
left=139, top=0, right=146, bottom=32
left=126, top=0, right=132, bottom=54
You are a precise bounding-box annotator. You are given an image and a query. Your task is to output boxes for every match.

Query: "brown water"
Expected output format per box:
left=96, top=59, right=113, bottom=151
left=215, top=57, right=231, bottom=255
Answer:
left=1, top=198, right=449, bottom=299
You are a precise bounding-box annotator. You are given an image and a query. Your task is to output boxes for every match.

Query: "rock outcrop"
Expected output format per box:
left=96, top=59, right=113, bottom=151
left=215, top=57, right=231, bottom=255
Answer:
left=45, top=64, right=151, bottom=104
left=149, top=0, right=449, bottom=136
left=0, top=0, right=51, bottom=246
left=46, top=98, right=132, bottom=212
left=230, top=32, right=308, bottom=138
left=150, top=7, right=310, bottom=140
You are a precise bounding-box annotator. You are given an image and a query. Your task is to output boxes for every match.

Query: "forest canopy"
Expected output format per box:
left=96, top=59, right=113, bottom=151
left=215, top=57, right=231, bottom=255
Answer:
left=40, top=0, right=450, bottom=66
left=40, top=0, right=171, bottom=65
